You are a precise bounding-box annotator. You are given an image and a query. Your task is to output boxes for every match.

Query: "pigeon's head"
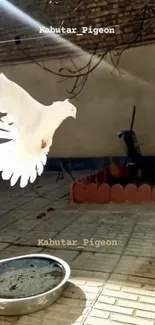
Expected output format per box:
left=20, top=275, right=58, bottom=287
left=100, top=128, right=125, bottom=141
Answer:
left=40, top=99, right=77, bottom=151
left=52, top=99, right=77, bottom=120
left=60, top=99, right=77, bottom=119
left=67, top=100, right=77, bottom=119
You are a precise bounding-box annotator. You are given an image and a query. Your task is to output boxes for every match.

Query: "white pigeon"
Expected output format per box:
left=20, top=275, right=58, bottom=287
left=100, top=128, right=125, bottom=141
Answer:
left=0, top=73, right=77, bottom=188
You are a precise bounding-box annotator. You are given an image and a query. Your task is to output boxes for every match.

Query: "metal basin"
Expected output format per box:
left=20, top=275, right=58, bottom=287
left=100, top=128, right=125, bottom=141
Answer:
left=0, top=253, right=70, bottom=315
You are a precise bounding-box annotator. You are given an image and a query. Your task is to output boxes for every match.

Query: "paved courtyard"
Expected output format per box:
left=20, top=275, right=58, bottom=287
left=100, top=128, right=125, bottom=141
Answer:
left=0, top=172, right=155, bottom=324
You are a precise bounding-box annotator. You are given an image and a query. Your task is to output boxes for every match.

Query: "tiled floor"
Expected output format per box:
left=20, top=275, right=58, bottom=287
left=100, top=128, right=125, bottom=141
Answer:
left=0, top=172, right=155, bottom=324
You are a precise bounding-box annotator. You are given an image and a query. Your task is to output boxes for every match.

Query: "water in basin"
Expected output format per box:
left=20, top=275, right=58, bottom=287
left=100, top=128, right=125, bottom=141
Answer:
left=0, top=257, right=65, bottom=299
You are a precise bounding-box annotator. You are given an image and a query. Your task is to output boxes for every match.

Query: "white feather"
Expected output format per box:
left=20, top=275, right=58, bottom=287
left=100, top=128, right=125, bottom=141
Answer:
left=0, top=73, right=77, bottom=187
left=0, top=121, right=13, bottom=131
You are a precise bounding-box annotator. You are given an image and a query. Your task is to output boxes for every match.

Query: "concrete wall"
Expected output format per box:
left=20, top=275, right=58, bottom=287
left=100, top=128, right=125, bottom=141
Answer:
left=1, top=43, right=155, bottom=157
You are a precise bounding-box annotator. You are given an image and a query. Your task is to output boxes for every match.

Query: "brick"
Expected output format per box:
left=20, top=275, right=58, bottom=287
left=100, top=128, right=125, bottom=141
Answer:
left=44, top=310, right=68, bottom=320
left=136, top=310, right=155, bottom=319
left=45, top=310, right=85, bottom=322
left=2, top=9, right=155, bottom=67
left=122, top=286, right=155, bottom=297
left=144, top=284, right=155, bottom=291
left=0, top=315, right=19, bottom=322
left=94, top=302, right=133, bottom=315
left=104, top=283, right=121, bottom=290
left=71, top=252, right=120, bottom=272
left=0, top=243, right=10, bottom=250
left=15, top=315, right=42, bottom=325
left=117, top=299, right=155, bottom=312
left=89, top=309, right=110, bottom=319
left=85, top=316, right=109, bottom=325
left=46, top=305, right=70, bottom=313
left=84, top=286, right=101, bottom=293
left=63, top=290, right=97, bottom=300
left=68, top=306, right=89, bottom=315
left=85, top=280, right=105, bottom=286
left=70, top=279, right=87, bottom=285
left=56, top=297, right=91, bottom=307
left=109, top=274, right=142, bottom=288
left=108, top=278, right=142, bottom=288
left=101, top=289, right=138, bottom=300
left=128, top=276, right=155, bottom=286
left=1, top=322, right=21, bottom=325
left=111, top=313, right=154, bottom=325
left=98, top=295, right=116, bottom=304
left=140, top=296, right=155, bottom=304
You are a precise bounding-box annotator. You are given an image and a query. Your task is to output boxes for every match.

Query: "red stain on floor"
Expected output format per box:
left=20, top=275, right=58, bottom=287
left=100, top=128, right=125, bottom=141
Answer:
left=36, top=212, right=46, bottom=219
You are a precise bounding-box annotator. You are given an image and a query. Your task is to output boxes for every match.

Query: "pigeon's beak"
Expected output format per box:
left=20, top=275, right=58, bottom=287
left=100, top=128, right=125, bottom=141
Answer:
left=70, top=105, right=77, bottom=119
left=73, top=108, right=77, bottom=119
left=70, top=109, right=76, bottom=119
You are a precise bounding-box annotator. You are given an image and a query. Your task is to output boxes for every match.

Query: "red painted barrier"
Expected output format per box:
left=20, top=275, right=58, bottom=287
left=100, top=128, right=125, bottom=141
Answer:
left=111, top=184, right=124, bottom=203
left=70, top=171, right=155, bottom=204
left=124, top=184, right=138, bottom=204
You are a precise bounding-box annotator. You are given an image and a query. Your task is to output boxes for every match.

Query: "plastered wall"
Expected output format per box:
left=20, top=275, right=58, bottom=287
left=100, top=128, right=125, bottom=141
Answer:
left=1, top=43, right=155, bottom=157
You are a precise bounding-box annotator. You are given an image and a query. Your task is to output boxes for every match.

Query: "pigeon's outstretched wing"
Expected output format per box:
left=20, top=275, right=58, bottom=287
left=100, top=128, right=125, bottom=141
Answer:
left=0, top=74, right=51, bottom=187
left=0, top=74, right=76, bottom=188
left=0, top=73, right=45, bottom=131
left=0, top=74, right=53, bottom=187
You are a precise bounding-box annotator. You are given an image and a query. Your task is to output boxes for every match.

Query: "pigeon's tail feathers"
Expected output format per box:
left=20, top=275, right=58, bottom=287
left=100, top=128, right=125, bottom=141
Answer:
left=0, top=135, right=48, bottom=188
left=1, top=114, right=15, bottom=124
left=0, top=121, right=13, bottom=131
